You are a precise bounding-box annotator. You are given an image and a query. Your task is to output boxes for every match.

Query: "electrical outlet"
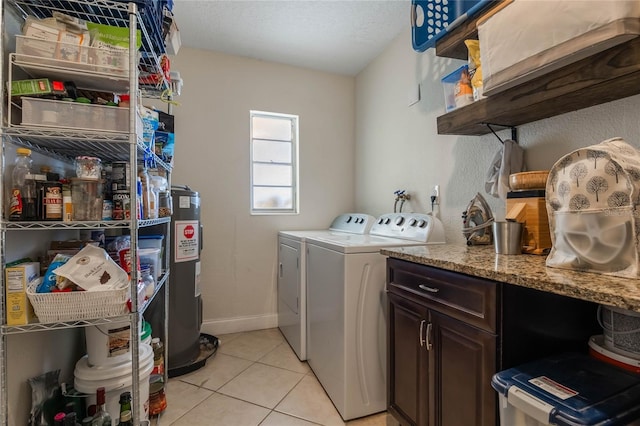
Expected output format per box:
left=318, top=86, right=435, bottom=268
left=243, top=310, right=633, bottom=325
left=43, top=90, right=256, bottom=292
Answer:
left=433, top=185, right=440, bottom=199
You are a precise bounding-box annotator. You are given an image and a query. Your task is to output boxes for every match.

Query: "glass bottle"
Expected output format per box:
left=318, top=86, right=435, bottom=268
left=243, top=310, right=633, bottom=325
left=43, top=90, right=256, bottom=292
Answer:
left=8, top=148, right=36, bottom=221
left=151, top=337, right=165, bottom=376
left=90, top=387, right=112, bottom=426
left=117, top=391, right=133, bottom=426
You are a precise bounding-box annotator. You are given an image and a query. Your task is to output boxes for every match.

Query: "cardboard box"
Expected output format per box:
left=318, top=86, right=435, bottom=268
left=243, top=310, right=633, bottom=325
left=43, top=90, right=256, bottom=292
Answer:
left=11, top=79, right=53, bottom=97
left=5, top=262, right=40, bottom=325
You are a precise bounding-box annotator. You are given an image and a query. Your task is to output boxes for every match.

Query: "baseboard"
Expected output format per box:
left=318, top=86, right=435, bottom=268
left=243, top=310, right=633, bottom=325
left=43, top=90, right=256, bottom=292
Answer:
left=201, top=313, right=278, bottom=336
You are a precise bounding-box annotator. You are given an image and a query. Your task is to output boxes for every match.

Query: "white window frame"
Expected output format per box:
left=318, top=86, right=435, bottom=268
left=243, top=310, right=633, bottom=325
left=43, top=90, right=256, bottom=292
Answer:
left=250, top=110, right=299, bottom=215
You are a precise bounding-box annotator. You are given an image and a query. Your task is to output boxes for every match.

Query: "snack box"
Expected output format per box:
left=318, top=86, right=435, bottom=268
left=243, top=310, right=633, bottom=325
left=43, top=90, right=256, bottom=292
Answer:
left=5, top=262, right=40, bottom=325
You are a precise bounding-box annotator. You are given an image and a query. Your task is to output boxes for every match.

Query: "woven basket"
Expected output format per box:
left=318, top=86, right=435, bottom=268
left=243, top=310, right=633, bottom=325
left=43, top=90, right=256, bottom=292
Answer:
left=27, top=280, right=129, bottom=323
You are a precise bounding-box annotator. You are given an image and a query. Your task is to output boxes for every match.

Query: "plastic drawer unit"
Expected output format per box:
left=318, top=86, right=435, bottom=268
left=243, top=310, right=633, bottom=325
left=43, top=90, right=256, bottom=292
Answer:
left=491, top=353, right=640, bottom=426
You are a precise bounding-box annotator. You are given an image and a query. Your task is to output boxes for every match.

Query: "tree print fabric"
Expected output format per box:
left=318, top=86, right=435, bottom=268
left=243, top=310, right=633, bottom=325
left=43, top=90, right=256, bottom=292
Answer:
left=545, top=137, right=640, bottom=278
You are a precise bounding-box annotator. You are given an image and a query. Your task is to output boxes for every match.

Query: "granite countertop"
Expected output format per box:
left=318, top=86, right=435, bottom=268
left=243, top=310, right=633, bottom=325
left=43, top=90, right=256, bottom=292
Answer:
left=381, top=244, right=640, bottom=313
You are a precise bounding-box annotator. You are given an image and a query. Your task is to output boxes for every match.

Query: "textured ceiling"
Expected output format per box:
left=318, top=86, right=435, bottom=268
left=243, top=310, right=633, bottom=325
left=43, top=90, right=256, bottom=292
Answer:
left=172, top=0, right=409, bottom=76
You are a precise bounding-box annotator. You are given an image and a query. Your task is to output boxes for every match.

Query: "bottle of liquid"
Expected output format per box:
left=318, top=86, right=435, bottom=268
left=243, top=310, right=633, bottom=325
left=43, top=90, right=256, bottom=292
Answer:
left=90, top=387, right=112, bottom=426
left=151, top=337, right=165, bottom=376
left=8, top=148, right=37, bottom=221
left=137, top=166, right=151, bottom=219
left=62, top=181, right=73, bottom=222
left=117, top=391, right=133, bottom=426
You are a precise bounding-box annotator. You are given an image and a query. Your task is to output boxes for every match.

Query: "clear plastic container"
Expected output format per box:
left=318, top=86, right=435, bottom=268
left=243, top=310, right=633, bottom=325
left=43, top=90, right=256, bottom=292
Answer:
left=71, top=178, right=103, bottom=221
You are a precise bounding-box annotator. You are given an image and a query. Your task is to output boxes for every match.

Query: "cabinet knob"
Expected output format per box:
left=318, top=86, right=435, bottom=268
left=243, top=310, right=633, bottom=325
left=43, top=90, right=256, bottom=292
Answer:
left=419, top=284, right=439, bottom=293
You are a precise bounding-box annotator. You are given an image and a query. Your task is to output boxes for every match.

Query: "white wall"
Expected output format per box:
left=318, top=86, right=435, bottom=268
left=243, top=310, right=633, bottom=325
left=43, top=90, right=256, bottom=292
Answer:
left=168, top=48, right=356, bottom=334
left=355, top=28, right=640, bottom=245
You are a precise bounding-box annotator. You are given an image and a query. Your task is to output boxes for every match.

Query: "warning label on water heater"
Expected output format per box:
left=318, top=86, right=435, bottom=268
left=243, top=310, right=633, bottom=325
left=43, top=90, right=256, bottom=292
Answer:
left=175, top=220, right=199, bottom=262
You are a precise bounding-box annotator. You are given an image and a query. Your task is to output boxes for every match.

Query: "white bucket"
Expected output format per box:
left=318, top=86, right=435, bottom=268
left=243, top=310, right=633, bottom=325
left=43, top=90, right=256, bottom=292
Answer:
left=85, top=320, right=132, bottom=366
left=599, top=305, right=640, bottom=355
left=74, top=343, right=154, bottom=423
left=85, top=319, right=153, bottom=366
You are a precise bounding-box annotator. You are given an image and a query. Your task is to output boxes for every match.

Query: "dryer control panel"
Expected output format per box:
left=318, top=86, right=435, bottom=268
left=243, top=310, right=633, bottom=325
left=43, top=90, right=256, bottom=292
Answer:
left=371, top=213, right=445, bottom=243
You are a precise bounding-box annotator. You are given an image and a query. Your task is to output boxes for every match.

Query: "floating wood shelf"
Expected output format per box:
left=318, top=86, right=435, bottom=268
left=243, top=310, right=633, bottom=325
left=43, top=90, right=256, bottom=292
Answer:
left=434, top=5, right=640, bottom=136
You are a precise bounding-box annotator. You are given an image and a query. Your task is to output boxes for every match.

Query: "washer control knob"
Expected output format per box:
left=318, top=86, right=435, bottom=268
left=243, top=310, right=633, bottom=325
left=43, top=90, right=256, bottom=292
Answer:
left=385, top=218, right=391, bottom=225
left=378, top=218, right=385, bottom=224
left=418, top=220, right=427, bottom=228
left=346, top=216, right=353, bottom=223
left=395, top=216, right=404, bottom=226
left=409, top=218, right=418, bottom=227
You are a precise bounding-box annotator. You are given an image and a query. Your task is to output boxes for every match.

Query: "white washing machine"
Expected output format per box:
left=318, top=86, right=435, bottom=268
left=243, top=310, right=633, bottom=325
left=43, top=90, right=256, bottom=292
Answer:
left=305, top=213, right=445, bottom=420
left=278, top=213, right=375, bottom=361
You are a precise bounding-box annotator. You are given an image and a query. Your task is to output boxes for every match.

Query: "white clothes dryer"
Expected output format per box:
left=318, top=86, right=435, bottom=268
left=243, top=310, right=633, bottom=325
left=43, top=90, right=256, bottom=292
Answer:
left=305, top=213, right=445, bottom=420
left=278, top=214, right=375, bottom=361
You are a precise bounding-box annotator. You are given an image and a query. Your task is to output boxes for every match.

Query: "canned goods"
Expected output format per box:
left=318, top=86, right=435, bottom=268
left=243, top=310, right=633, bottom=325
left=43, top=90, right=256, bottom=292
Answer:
left=112, top=191, right=130, bottom=220
left=111, top=161, right=130, bottom=192
left=41, top=182, right=62, bottom=221
left=102, top=199, right=113, bottom=220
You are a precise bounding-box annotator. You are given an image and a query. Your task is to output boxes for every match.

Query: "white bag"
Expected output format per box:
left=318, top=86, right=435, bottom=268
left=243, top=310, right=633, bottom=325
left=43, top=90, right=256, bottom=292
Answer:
left=546, top=137, right=640, bottom=278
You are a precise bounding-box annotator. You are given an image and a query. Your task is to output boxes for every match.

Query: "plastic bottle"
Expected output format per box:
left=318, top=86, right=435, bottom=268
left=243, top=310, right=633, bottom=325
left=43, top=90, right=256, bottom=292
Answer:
left=62, top=181, right=73, bottom=222
left=90, top=387, right=112, bottom=426
left=9, top=148, right=37, bottom=221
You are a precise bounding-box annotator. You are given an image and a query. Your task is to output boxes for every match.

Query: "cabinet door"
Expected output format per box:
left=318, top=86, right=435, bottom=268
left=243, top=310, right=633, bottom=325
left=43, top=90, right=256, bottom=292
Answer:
left=388, top=292, right=430, bottom=426
left=430, top=310, right=496, bottom=426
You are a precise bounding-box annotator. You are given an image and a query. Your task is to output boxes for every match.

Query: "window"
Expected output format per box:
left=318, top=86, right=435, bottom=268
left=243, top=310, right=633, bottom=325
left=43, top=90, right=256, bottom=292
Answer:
left=250, top=111, right=299, bottom=214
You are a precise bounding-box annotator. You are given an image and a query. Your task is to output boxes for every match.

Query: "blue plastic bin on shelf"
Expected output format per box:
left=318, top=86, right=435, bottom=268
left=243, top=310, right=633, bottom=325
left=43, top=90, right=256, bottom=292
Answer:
left=491, top=353, right=640, bottom=425
left=411, top=0, right=493, bottom=52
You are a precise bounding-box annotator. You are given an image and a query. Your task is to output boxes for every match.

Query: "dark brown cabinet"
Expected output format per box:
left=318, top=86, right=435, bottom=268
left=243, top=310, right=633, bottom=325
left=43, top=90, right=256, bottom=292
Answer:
left=386, top=257, right=601, bottom=426
left=387, top=258, right=498, bottom=426
left=388, top=292, right=430, bottom=426
left=431, top=310, right=496, bottom=426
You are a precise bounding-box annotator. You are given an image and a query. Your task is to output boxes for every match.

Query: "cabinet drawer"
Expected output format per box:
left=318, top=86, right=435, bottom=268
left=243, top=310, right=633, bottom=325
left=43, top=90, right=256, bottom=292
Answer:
left=387, top=258, right=497, bottom=333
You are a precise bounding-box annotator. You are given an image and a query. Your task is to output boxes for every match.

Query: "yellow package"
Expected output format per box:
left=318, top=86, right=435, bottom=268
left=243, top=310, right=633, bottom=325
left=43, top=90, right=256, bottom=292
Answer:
left=465, top=39, right=483, bottom=100
left=5, top=262, right=39, bottom=325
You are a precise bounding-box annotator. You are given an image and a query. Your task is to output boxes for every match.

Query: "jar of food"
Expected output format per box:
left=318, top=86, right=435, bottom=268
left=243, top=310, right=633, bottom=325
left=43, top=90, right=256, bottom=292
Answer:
left=158, top=191, right=172, bottom=217
left=75, top=156, right=102, bottom=180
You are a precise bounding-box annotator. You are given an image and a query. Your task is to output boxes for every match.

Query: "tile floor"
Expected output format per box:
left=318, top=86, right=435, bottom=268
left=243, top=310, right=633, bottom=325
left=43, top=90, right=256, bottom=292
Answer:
left=155, top=328, right=395, bottom=426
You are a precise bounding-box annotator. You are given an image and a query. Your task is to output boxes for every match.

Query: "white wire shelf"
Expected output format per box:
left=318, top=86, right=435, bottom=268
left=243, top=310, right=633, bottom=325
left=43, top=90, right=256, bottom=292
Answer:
left=9, top=0, right=170, bottom=96
left=3, top=127, right=172, bottom=171
left=1, top=313, right=133, bottom=335
left=1, top=271, right=169, bottom=335
left=2, top=216, right=170, bottom=230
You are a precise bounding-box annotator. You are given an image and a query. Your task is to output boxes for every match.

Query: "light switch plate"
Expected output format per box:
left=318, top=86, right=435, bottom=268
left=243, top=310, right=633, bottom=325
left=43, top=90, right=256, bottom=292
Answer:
left=408, top=84, right=421, bottom=106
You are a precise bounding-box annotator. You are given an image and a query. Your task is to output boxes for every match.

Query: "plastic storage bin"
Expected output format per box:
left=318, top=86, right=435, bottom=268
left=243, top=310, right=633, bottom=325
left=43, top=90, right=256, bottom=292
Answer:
left=15, top=35, right=128, bottom=74
left=20, top=97, right=128, bottom=132
left=138, top=235, right=165, bottom=250
left=139, top=248, right=161, bottom=280
left=491, top=353, right=640, bottom=425
left=442, top=65, right=473, bottom=112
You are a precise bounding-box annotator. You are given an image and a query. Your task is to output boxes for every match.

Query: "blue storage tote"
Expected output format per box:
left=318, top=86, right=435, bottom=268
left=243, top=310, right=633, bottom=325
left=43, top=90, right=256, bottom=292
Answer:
left=491, top=353, right=640, bottom=425
left=411, top=0, right=493, bottom=52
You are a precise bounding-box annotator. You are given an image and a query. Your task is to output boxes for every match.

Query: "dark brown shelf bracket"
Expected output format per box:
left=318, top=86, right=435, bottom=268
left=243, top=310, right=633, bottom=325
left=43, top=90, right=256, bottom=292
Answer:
left=484, top=123, right=518, bottom=144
